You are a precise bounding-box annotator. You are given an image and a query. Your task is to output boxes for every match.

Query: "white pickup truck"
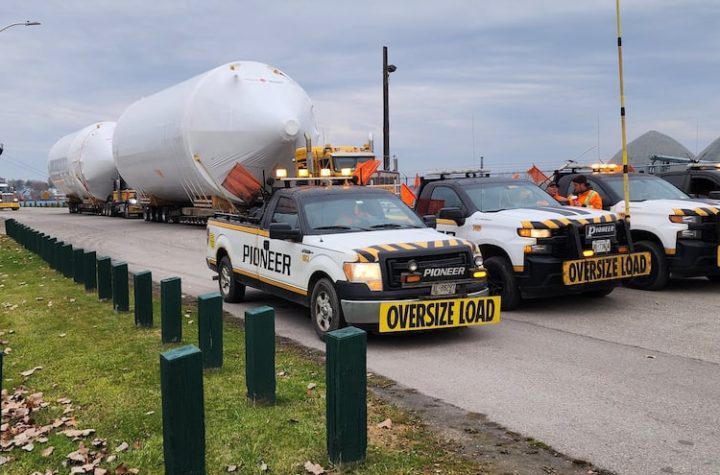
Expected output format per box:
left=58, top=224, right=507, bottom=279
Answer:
left=414, top=172, right=651, bottom=309
left=206, top=184, right=500, bottom=339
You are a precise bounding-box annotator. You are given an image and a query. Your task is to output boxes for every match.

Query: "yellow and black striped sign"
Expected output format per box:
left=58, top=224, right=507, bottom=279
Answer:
left=520, top=213, right=618, bottom=230
left=671, top=207, right=719, bottom=217
left=354, top=239, right=473, bottom=263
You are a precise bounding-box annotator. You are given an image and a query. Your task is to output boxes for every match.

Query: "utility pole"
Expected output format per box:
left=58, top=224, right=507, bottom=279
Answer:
left=383, top=46, right=396, bottom=170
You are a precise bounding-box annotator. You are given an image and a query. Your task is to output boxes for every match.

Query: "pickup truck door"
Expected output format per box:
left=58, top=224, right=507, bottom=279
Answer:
left=258, top=195, right=309, bottom=299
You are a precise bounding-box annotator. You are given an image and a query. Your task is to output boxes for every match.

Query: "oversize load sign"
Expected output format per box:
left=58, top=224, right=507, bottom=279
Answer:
left=562, top=251, right=651, bottom=285
left=379, top=296, right=501, bottom=333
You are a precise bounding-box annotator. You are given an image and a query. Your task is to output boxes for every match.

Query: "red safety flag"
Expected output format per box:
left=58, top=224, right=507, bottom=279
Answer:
left=400, top=183, right=416, bottom=207
left=413, top=173, right=421, bottom=190
left=526, top=164, right=549, bottom=185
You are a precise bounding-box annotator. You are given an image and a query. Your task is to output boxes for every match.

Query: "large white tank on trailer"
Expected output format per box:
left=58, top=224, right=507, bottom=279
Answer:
left=48, top=122, right=117, bottom=201
left=112, top=61, right=318, bottom=204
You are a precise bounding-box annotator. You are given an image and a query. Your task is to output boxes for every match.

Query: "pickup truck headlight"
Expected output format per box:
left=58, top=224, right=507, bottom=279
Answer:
left=517, top=228, right=552, bottom=238
left=669, top=215, right=701, bottom=224
left=343, top=262, right=383, bottom=291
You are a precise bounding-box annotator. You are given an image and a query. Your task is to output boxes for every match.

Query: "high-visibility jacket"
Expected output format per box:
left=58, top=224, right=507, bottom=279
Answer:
left=570, top=189, right=602, bottom=209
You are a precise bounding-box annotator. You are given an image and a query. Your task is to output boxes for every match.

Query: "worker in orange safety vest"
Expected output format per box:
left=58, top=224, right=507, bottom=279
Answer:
left=568, top=175, right=602, bottom=209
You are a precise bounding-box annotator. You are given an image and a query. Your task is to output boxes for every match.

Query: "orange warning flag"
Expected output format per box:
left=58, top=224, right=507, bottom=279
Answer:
left=400, top=183, right=416, bottom=207
left=414, top=173, right=421, bottom=190
left=526, top=164, right=549, bottom=185
left=353, top=159, right=381, bottom=185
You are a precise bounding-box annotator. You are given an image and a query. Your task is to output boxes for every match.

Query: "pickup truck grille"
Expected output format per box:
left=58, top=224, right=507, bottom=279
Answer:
left=384, top=252, right=471, bottom=289
left=698, top=215, right=720, bottom=243
left=539, top=221, right=629, bottom=259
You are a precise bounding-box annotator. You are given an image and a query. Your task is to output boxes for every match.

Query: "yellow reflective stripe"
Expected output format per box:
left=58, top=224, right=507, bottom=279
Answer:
left=233, top=267, right=307, bottom=295
left=415, top=241, right=429, bottom=249
left=577, top=218, right=589, bottom=225
left=397, top=243, right=417, bottom=250
left=363, top=247, right=381, bottom=260
left=379, top=244, right=398, bottom=252
left=449, top=239, right=459, bottom=246
left=356, top=253, right=369, bottom=263
left=543, top=220, right=560, bottom=229
left=437, top=218, right=456, bottom=225
left=433, top=240, right=445, bottom=248
left=695, top=208, right=709, bottom=217
left=207, top=219, right=270, bottom=237
left=521, top=220, right=533, bottom=229
left=559, top=218, right=572, bottom=226
left=672, top=208, right=684, bottom=216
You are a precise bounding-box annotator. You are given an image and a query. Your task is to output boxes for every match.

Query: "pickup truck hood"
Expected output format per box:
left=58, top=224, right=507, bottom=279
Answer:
left=488, top=206, right=615, bottom=225
left=610, top=199, right=720, bottom=216
left=303, top=228, right=474, bottom=262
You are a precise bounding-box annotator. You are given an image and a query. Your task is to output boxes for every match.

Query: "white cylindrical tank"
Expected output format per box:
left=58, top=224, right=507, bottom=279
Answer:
left=48, top=122, right=117, bottom=201
left=113, top=61, right=318, bottom=204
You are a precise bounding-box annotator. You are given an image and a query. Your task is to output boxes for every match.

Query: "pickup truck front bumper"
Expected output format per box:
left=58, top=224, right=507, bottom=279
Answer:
left=669, top=240, right=720, bottom=277
left=339, top=288, right=490, bottom=325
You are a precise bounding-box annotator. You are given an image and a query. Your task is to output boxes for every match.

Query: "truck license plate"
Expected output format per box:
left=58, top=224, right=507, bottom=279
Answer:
left=592, top=239, right=611, bottom=254
left=431, top=282, right=456, bottom=296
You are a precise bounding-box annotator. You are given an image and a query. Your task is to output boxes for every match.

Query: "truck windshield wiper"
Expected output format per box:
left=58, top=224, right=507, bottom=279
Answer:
left=312, top=225, right=364, bottom=231
left=369, top=223, right=404, bottom=229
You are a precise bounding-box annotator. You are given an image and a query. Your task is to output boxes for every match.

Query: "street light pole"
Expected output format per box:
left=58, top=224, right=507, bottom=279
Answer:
left=0, top=21, right=42, bottom=34
left=383, top=46, right=396, bottom=171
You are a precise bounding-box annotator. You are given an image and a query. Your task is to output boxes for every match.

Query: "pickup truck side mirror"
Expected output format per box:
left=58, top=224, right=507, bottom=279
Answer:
left=422, top=215, right=437, bottom=228
left=437, top=207, right=466, bottom=226
left=708, top=191, right=720, bottom=200
left=269, top=222, right=302, bottom=241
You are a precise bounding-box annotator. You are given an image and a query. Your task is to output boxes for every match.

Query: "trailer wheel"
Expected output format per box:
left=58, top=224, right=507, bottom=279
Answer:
left=484, top=256, right=521, bottom=310
left=310, top=278, right=346, bottom=340
left=624, top=240, right=668, bottom=290
left=218, top=256, right=245, bottom=303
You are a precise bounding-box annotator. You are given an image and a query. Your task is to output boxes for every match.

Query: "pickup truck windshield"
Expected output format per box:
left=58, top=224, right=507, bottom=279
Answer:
left=303, top=193, right=424, bottom=233
left=464, top=182, right=560, bottom=212
left=604, top=176, right=690, bottom=201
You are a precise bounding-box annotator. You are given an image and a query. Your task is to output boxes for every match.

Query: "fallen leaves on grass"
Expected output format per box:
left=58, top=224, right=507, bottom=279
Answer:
left=304, top=460, right=326, bottom=474
left=41, top=446, right=54, bottom=457
left=377, top=418, right=393, bottom=429
left=114, top=442, right=129, bottom=452
left=20, top=366, right=43, bottom=377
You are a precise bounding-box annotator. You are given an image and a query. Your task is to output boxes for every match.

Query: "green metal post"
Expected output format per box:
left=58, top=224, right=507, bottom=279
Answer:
left=84, top=251, right=97, bottom=291
left=161, top=277, right=182, bottom=343
left=134, top=271, right=153, bottom=327
left=73, top=248, right=85, bottom=284
left=48, top=238, right=57, bottom=270
left=326, top=326, right=367, bottom=464
left=245, top=306, right=275, bottom=403
left=198, top=292, right=223, bottom=369
left=111, top=261, right=129, bottom=312
left=97, top=256, right=112, bottom=300
left=53, top=241, right=62, bottom=272
left=62, top=244, right=73, bottom=278
left=160, top=345, right=206, bottom=475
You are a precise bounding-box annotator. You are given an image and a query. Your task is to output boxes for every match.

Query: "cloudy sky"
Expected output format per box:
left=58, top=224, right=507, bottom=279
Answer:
left=1, top=0, right=719, bottom=181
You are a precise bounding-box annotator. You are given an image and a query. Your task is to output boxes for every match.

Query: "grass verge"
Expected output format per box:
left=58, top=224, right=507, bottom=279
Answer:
left=0, top=234, right=490, bottom=474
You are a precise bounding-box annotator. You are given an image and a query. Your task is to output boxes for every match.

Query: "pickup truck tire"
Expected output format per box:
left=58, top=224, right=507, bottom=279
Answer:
left=484, top=256, right=521, bottom=310
left=218, top=256, right=246, bottom=303
left=625, top=240, right=668, bottom=291
left=310, top=278, right=345, bottom=340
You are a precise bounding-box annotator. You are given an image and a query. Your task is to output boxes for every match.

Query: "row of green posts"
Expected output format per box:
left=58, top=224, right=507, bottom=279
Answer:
left=3, top=218, right=368, bottom=474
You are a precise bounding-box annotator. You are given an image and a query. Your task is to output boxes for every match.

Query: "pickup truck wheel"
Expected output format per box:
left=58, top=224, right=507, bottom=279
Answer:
left=311, top=278, right=345, bottom=340
left=218, top=256, right=245, bottom=303
left=484, top=256, right=521, bottom=310
left=624, top=240, right=668, bottom=290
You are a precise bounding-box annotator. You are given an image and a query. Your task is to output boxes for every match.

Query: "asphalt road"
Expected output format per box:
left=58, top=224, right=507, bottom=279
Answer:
left=4, top=208, right=720, bottom=475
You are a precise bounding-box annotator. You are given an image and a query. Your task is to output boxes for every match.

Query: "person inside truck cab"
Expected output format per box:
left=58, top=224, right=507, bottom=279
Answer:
left=568, top=175, right=602, bottom=209
left=545, top=182, right=569, bottom=204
